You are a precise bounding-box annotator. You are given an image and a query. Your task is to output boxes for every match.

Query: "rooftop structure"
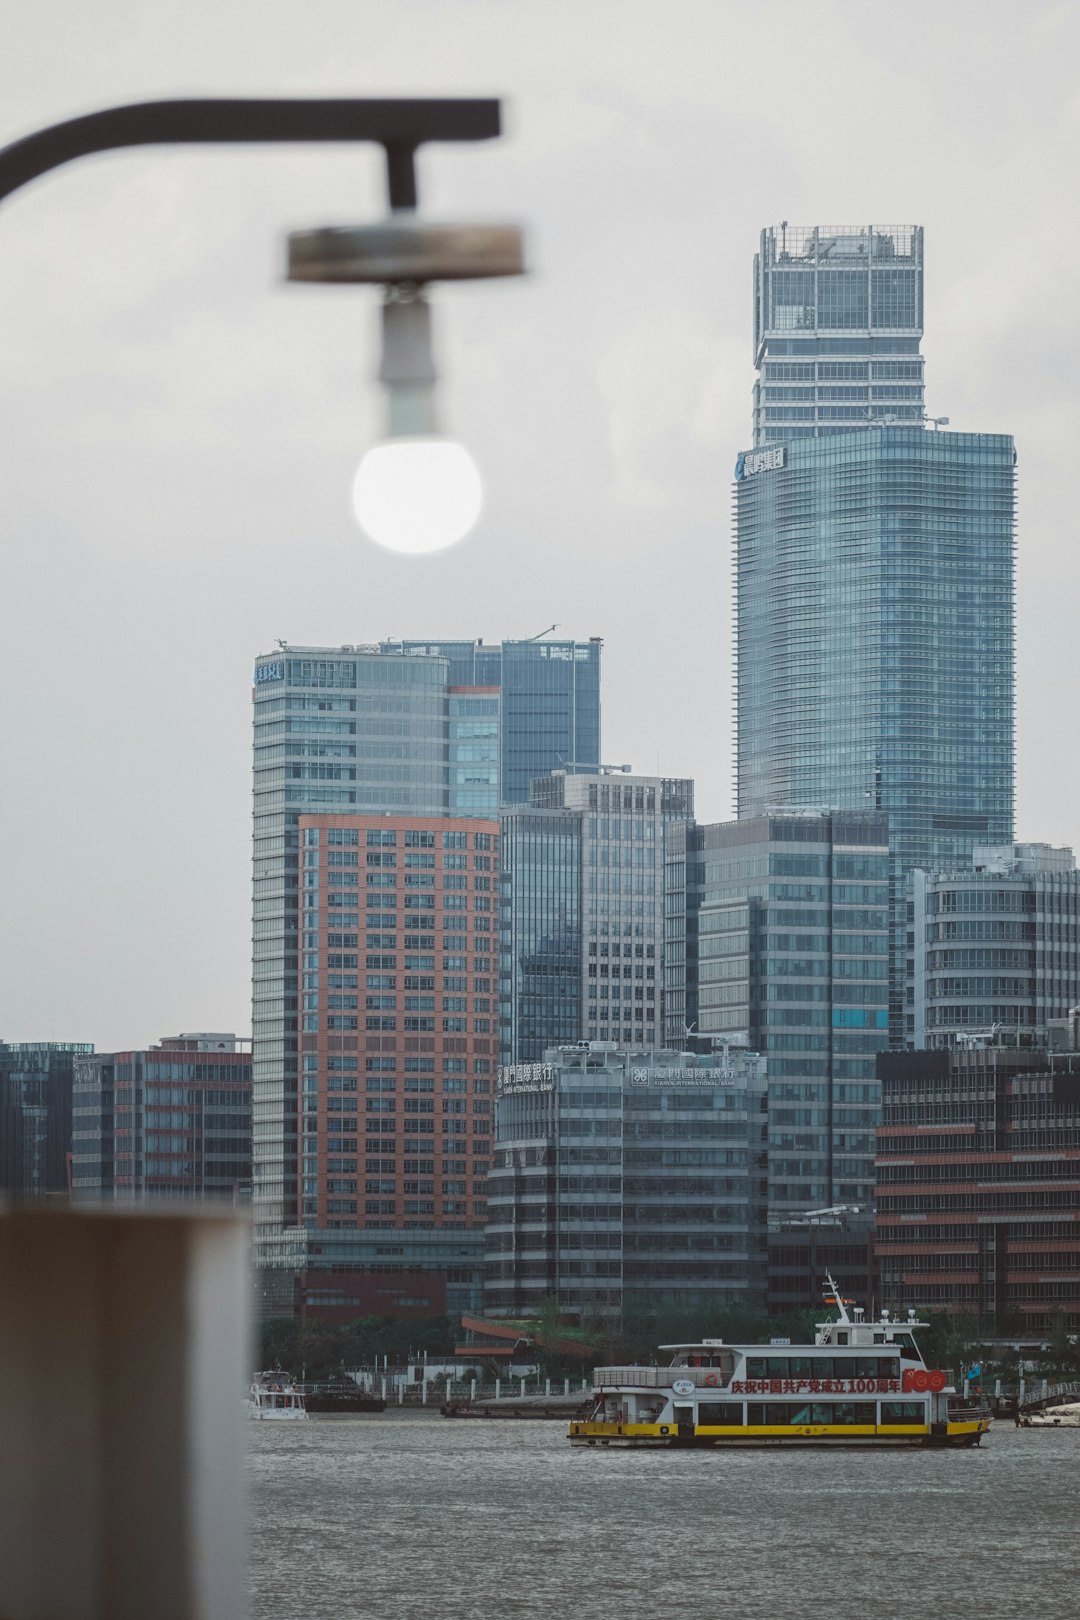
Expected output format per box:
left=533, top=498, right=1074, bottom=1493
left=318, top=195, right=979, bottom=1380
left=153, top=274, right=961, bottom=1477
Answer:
left=752, top=223, right=925, bottom=447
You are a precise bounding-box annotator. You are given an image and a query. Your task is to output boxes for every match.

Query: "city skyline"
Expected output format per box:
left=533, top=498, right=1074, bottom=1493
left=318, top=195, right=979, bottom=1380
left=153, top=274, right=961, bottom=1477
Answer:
left=3, top=2, right=1079, bottom=1049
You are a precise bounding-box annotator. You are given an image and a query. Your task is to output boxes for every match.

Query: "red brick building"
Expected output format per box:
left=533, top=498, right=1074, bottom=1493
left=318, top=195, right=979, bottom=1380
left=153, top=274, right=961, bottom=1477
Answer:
left=875, top=1045, right=1080, bottom=1331
left=298, top=814, right=499, bottom=1243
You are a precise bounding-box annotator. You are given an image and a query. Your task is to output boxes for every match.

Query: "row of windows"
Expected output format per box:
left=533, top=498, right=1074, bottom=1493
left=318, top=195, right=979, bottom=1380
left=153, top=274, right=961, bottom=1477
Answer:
left=303, top=827, right=497, bottom=851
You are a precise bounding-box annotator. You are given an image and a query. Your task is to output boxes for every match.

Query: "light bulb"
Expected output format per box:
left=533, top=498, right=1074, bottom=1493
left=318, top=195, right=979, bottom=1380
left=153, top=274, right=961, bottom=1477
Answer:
left=352, top=436, right=483, bottom=555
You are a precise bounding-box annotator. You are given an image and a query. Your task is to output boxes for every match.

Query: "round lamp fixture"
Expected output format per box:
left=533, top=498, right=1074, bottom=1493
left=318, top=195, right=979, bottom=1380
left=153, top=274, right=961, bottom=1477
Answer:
left=352, top=437, right=483, bottom=555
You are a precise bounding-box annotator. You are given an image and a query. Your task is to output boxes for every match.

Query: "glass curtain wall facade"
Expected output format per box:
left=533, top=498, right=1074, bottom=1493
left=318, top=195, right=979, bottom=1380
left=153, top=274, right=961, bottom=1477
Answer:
left=253, top=649, right=451, bottom=1280
left=380, top=638, right=602, bottom=804
left=910, top=845, right=1080, bottom=1048
left=735, top=427, right=1015, bottom=1032
left=485, top=1045, right=768, bottom=1319
left=752, top=224, right=924, bottom=447
left=448, top=689, right=499, bottom=816
left=665, top=813, right=890, bottom=1219
left=0, top=1041, right=90, bottom=1196
left=500, top=805, right=583, bottom=1062
left=504, top=772, right=694, bottom=1061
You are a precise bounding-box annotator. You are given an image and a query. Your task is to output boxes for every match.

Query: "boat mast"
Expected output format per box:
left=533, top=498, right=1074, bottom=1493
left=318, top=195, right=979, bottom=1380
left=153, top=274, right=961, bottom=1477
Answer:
left=823, top=1270, right=851, bottom=1326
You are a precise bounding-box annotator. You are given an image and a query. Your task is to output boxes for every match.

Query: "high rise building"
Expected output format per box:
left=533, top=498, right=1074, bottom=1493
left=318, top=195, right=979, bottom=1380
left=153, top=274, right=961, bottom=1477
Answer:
left=500, top=802, right=583, bottom=1062
left=910, top=844, right=1080, bottom=1048
left=252, top=638, right=601, bottom=1297
left=0, top=1041, right=90, bottom=1196
left=484, top=1043, right=767, bottom=1319
left=71, top=1034, right=251, bottom=1202
left=665, top=811, right=890, bottom=1221
left=503, top=768, right=694, bottom=1061
left=752, top=224, right=924, bottom=448
left=735, top=425, right=1015, bottom=1031
left=286, top=812, right=498, bottom=1315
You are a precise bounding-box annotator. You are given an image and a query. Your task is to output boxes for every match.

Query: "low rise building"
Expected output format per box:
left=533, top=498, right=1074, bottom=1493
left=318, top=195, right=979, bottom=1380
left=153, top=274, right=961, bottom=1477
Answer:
left=0, top=1041, right=91, bottom=1196
left=875, top=1037, right=1080, bottom=1330
left=72, top=1033, right=251, bottom=1202
left=484, top=1043, right=767, bottom=1321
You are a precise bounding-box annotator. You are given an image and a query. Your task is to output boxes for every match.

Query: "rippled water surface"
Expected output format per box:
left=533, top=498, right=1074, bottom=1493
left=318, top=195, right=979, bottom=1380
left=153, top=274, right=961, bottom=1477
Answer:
left=250, top=1414, right=1079, bottom=1620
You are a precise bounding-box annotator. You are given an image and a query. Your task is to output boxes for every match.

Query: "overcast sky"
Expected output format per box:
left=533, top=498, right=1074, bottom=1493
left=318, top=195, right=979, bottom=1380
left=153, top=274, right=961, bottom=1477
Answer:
left=2, top=0, right=1078, bottom=1049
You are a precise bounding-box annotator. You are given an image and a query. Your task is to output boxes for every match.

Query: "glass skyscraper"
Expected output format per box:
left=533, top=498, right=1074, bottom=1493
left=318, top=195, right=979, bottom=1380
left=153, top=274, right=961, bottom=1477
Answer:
left=735, top=425, right=1016, bottom=1030
left=502, top=770, right=694, bottom=1061
left=665, top=812, right=889, bottom=1220
left=752, top=224, right=924, bottom=447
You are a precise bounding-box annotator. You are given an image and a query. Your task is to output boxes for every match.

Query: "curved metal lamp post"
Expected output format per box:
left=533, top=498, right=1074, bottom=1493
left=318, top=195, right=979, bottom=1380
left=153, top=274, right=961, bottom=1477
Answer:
left=0, top=97, right=527, bottom=549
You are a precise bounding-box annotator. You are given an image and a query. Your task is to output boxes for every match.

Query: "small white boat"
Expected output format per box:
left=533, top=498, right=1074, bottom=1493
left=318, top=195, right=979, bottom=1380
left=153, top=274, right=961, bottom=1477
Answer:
left=247, top=1372, right=308, bottom=1420
left=1023, top=1402, right=1080, bottom=1428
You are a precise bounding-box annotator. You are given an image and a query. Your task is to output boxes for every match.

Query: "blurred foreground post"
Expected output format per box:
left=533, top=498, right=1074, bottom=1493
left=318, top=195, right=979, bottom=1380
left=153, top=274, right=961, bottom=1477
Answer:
left=0, top=1205, right=249, bottom=1620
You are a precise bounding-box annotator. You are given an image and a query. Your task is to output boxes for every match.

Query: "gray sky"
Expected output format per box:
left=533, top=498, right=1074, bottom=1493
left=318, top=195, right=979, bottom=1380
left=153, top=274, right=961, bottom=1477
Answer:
left=2, top=0, right=1078, bottom=1049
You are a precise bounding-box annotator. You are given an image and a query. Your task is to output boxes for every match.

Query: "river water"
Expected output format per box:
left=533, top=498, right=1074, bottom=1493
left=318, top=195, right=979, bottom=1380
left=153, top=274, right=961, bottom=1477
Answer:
left=250, top=1413, right=1079, bottom=1620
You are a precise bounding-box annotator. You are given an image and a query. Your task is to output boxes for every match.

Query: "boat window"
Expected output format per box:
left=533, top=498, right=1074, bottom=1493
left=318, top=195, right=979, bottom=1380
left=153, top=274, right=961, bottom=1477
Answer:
left=789, top=1356, right=815, bottom=1379
left=892, top=1334, right=917, bottom=1355
left=792, top=1404, right=833, bottom=1426
left=833, top=1403, right=875, bottom=1425
left=880, top=1401, right=924, bottom=1425
left=779, top=1403, right=875, bottom=1426
left=747, top=1402, right=866, bottom=1426
left=745, top=1357, right=768, bottom=1379
left=835, top=1331, right=849, bottom=1345
left=697, top=1402, right=744, bottom=1426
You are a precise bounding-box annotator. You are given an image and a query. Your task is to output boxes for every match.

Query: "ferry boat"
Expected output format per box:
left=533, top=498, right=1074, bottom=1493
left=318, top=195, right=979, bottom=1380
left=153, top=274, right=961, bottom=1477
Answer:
left=247, top=1372, right=308, bottom=1420
left=569, top=1278, right=990, bottom=1449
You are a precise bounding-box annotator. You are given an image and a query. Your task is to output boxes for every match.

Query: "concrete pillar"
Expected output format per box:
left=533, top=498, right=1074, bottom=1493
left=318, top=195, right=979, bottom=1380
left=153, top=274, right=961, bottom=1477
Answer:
left=495, top=1377, right=501, bottom=1400
left=564, top=1377, right=570, bottom=1396
left=0, top=1205, right=248, bottom=1620
left=470, top=1378, right=476, bottom=1401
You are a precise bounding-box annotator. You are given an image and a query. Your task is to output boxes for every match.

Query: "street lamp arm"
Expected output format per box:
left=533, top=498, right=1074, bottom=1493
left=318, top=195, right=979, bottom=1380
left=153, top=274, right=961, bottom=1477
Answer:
left=0, top=97, right=503, bottom=211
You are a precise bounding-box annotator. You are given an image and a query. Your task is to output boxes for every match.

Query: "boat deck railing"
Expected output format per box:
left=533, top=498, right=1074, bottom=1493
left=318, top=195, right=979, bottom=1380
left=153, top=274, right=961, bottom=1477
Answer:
left=947, top=1397, right=992, bottom=1423
left=594, top=1365, right=718, bottom=1389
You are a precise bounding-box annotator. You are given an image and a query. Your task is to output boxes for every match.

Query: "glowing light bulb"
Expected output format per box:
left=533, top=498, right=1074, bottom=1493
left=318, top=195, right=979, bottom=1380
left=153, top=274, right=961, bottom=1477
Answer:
left=352, top=436, right=483, bottom=555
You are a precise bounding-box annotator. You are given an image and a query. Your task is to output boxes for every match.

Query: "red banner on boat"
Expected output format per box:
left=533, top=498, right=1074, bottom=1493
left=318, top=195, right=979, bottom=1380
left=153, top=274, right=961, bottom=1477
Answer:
left=902, top=1368, right=947, bottom=1393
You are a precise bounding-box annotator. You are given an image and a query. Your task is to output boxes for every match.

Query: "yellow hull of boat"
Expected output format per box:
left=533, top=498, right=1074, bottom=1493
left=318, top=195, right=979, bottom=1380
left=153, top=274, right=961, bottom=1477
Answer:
left=568, top=1419, right=989, bottom=1448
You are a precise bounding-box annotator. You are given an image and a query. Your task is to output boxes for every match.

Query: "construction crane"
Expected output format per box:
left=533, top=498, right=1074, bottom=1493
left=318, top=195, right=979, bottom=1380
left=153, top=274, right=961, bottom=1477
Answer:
left=527, top=623, right=559, bottom=641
